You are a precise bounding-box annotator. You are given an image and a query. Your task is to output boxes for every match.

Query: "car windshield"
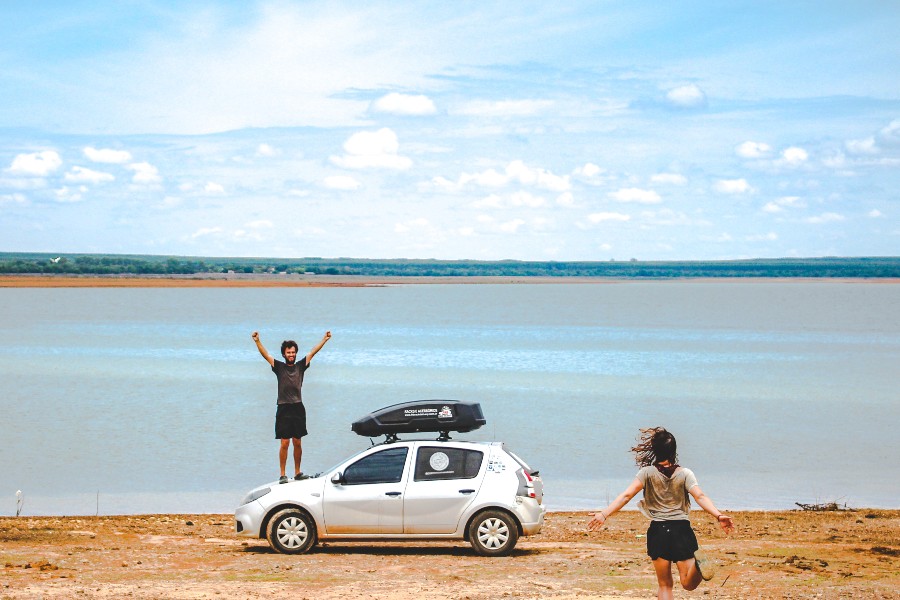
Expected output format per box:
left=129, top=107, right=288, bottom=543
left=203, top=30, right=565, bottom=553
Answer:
left=317, top=443, right=389, bottom=477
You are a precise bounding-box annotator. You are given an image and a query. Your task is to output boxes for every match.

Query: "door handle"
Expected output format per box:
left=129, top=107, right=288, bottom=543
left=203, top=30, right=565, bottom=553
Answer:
left=459, top=489, right=476, bottom=495
left=385, top=491, right=402, bottom=497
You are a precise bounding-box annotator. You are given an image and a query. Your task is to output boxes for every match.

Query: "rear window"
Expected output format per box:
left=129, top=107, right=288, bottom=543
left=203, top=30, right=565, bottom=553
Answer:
left=414, top=446, right=484, bottom=481
left=503, top=446, right=533, bottom=471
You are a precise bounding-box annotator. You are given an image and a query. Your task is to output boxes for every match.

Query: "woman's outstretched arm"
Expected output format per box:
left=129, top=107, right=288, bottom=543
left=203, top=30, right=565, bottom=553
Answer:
left=689, top=485, right=734, bottom=533
left=588, top=477, right=643, bottom=531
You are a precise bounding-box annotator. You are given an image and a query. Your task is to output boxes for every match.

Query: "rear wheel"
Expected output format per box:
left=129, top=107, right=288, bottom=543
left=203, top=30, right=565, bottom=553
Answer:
left=468, top=510, right=518, bottom=556
left=266, top=508, right=317, bottom=554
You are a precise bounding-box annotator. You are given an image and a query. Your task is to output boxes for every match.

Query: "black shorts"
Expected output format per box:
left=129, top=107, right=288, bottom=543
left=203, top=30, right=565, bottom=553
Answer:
left=646, top=520, right=699, bottom=562
left=275, top=402, right=307, bottom=439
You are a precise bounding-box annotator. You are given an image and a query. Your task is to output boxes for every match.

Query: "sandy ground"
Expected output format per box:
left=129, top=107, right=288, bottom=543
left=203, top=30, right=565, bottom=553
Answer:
left=1, top=510, right=897, bottom=599
left=2, top=274, right=897, bottom=288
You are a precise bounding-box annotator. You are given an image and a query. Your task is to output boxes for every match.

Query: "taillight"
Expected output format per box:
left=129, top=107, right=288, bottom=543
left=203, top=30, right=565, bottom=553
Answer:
left=520, top=468, right=535, bottom=498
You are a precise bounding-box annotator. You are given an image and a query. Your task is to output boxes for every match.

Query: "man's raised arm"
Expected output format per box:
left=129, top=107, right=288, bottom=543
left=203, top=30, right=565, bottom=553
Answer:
left=251, top=331, right=275, bottom=367
left=306, top=331, right=332, bottom=365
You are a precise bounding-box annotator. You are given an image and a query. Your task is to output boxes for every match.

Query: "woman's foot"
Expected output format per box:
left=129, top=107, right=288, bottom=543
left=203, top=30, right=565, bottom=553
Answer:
left=694, top=547, right=716, bottom=581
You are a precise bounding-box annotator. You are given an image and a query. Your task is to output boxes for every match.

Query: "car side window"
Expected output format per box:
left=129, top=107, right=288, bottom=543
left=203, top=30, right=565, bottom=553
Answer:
left=414, top=447, right=484, bottom=481
left=342, top=447, right=409, bottom=485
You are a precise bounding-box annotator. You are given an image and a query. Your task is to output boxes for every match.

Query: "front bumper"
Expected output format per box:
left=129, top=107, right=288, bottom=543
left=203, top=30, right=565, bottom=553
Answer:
left=235, top=500, right=266, bottom=538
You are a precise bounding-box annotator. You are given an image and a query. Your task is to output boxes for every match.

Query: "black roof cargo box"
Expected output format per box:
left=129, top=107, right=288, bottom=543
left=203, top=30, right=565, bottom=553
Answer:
left=351, top=400, right=486, bottom=438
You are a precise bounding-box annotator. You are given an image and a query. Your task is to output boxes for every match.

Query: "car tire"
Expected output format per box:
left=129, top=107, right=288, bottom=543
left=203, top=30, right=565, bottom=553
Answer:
left=266, top=508, right=317, bottom=555
left=468, top=510, right=519, bottom=556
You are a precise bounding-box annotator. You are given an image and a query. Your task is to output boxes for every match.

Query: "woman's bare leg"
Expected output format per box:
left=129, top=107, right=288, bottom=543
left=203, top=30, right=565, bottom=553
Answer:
left=652, top=558, right=675, bottom=600
left=676, top=557, right=703, bottom=591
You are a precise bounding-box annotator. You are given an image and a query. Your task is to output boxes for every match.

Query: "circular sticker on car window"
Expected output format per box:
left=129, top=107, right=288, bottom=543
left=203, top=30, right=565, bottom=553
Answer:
left=429, top=452, right=450, bottom=471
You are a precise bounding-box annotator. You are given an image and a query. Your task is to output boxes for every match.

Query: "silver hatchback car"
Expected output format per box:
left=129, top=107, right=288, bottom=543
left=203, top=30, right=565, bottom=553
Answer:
left=235, top=400, right=545, bottom=556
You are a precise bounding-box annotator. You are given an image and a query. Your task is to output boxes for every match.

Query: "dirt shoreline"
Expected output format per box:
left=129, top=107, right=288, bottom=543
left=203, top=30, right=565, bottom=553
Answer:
left=1, top=274, right=898, bottom=288
left=2, top=510, right=897, bottom=599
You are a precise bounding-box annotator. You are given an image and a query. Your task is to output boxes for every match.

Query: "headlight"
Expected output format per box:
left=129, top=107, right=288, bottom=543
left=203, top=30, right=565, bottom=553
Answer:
left=241, top=487, right=271, bottom=505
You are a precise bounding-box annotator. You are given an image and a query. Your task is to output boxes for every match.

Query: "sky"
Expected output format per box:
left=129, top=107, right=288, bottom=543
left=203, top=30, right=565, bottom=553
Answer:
left=1, top=1, right=898, bottom=261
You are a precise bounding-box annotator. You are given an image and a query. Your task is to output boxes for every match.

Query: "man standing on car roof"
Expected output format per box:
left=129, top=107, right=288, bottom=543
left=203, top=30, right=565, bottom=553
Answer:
left=251, top=330, right=332, bottom=484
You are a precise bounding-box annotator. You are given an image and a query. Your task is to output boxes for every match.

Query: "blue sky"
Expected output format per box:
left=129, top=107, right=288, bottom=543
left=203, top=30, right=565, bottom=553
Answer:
left=1, top=1, right=898, bottom=260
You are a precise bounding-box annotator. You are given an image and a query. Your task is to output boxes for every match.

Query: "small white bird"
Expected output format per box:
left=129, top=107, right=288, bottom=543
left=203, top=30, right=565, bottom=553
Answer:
left=50, top=257, right=61, bottom=263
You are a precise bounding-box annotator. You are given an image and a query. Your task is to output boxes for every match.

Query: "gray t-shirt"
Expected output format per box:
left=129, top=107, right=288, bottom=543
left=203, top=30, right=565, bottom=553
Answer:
left=636, top=465, right=699, bottom=521
left=272, top=359, right=309, bottom=405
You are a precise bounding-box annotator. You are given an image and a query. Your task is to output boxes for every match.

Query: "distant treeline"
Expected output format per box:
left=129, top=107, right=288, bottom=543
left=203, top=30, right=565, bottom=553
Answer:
left=1, top=253, right=898, bottom=278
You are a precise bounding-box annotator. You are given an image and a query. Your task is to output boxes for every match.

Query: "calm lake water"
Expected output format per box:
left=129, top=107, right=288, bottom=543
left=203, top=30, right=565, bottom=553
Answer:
left=1, top=281, right=897, bottom=516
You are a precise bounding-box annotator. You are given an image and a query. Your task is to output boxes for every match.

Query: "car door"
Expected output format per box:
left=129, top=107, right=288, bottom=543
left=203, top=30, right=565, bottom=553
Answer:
left=323, top=445, right=409, bottom=534
left=402, top=444, right=486, bottom=534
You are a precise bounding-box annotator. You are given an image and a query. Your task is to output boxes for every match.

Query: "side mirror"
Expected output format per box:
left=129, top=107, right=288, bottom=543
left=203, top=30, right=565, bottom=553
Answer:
left=330, top=472, right=344, bottom=485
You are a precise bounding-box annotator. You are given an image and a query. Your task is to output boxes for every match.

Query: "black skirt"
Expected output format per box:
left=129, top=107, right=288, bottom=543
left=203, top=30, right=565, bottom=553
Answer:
left=646, top=520, right=699, bottom=562
left=275, top=402, right=308, bottom=439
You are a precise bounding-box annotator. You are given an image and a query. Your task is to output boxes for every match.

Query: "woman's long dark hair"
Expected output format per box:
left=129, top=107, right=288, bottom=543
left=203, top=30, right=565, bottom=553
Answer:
left=631, top=427, right=678, bottom=467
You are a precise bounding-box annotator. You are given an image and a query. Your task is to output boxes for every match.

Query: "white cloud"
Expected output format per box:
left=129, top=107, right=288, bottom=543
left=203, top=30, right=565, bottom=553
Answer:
left=879, top=119, right=900, bottom=145
left=322, top=175, right=361, bottom=190
left=762, top=196, right=805, bottom=213
left=640, top=209, right=707, bottom=227
left=846, top=137, right=877, bottom=155
left=781, top=147, right=809, bottom=165
left=576, top=163, right=603, bottom=178
left=0, top=192, right=27, bottom=204
left=608, top=187, right=662, bottom=204
left=471, top=191, right=546, bottom=209
left=508, top=191, right=546, bottom=207
left=587, top=212, right=631, bottom=223
left=665, top=84, right=707, bottom=108
left=83, top=147, right=132, bottom=164
left=455, top=161, right=571, bottom=192
left=330, top=128, right=412, bottom=170
left=54, top=186, right=87, bottom=202
left=127, top=162, right=161, bottom=183
left=204, top=182, right=225, bottom=194
left=191, top=227, right=223, bottom=239
left=868, top=209, right=883, bottom=218
left=736, top=141, right=772, bottom=159
left=394, top=217, right=430, bottom=233
left=713, top=178, right=752, bottom=194
left=555, top=192, right=575, bottom=207
left=371, top=93, right=437, bottom=116
left=805, top=212, right=845, bottom=224
left=572, top=162, right=615, bottom=186
left=256, top=143, right=277, bottom=157
left=428, top=175, right=457, bottom=191
left=64, top=166, right=115, bottom=184
left=498, top=218, right=526, bottom=233
left=461, top=168, right=508, bottom=188
left=651, top=173, right=687, bottom=185
left=509, top=160, right=570, bottom=192
left=8, top=151, right=62, bottom=176
left=745, top=232, right=778, bottom=241
left=471, top=194, right=503, bottom=209
left=454, top=99, right=554, bottom=117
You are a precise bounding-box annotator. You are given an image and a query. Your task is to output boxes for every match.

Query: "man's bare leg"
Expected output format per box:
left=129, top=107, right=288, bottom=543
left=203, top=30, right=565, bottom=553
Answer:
left=292, top=437, right=303, bottom=476
left=279, top=438, right=291, bottom=477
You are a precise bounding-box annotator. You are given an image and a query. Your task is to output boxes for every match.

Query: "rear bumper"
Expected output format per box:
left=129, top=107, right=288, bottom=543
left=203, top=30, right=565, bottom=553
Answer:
left=515, top=498, right=546, bottom=536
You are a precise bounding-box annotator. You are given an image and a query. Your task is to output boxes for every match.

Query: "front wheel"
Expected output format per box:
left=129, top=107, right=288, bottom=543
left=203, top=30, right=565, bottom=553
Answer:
left=468, top=510, right=519, bottom=556
left=266, top=508, right=317, bottom=554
